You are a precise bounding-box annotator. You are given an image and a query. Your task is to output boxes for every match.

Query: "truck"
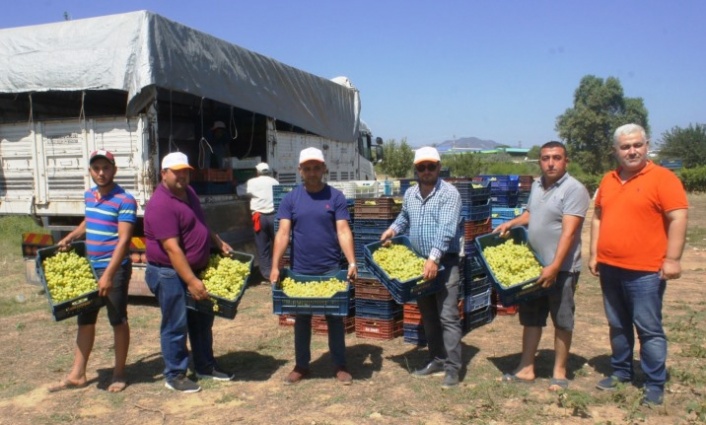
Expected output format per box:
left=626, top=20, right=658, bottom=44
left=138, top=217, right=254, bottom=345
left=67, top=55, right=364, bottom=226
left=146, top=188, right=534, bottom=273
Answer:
left=0, top=11, right=380, bottom=295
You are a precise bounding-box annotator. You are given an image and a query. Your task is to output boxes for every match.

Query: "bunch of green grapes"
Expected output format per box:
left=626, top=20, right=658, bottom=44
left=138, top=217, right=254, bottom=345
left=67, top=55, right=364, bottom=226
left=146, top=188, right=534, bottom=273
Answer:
left=281, top=277, right=347, bottom=298
left=43, top=251, right=97, bottom=303
left=199, top=255, right=250, bottom=300
left=372, top=243, right=425, bottom=282
left=482, top=239, right=542, bottom=287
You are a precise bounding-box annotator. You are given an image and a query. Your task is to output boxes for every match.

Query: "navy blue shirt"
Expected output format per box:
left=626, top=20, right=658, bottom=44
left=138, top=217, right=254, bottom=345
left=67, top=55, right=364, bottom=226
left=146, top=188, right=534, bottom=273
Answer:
left=277, top=184, right=350, bottom=275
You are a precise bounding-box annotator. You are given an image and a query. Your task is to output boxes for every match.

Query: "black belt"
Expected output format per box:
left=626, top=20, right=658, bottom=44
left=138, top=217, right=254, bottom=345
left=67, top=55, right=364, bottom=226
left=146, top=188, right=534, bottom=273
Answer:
left=148, top=262, right=206, bottom=274
left=256, top=211, right=275, bottom=215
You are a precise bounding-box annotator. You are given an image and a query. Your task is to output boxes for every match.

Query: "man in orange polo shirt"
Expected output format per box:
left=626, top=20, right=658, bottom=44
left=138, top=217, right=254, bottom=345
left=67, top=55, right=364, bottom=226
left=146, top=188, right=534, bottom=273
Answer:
left=589, top=123, right=688, bottom=406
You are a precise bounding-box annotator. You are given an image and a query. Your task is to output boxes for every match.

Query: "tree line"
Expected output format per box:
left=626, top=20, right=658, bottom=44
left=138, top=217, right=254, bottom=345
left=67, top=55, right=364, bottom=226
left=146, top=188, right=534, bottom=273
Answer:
left=378, top=75, right=706, bottom=192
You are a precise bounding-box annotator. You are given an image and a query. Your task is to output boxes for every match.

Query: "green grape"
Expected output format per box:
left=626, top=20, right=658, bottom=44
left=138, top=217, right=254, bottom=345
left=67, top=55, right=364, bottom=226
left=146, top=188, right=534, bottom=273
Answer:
left=43, top=251, right=97, bottom=303
left=482, top=239, right=542, bottom=287
left=281, top=277, right=347, bottom=298
left=372, top=244, right=425, bottom=283
left=198, top=255, right=250, bottom=301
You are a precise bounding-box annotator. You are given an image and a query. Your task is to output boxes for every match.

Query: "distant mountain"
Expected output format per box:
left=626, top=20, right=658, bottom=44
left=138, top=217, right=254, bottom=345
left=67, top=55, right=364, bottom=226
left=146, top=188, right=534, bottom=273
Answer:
left=434, top=137, right=502, bottom=153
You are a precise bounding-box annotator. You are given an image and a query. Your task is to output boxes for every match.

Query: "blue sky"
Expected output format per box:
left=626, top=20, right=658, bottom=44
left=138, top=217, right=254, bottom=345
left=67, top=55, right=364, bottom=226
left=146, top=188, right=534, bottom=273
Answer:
left=2, top=1, right=704, bottom=147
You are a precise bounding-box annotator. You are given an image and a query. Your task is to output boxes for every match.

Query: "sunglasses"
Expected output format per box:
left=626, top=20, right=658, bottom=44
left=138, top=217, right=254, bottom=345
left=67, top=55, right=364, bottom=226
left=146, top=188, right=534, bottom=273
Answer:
left=415, top=163, right=438, bottom=173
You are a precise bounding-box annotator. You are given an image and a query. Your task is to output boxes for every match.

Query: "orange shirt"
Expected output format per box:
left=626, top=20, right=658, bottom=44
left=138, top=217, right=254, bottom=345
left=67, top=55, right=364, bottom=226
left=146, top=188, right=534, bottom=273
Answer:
left=595, top=161, right=688, bottom=272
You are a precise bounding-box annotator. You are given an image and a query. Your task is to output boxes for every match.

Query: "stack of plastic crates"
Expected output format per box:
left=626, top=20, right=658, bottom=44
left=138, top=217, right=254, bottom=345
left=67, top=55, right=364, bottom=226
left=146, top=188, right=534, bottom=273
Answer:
left=490, top=206, right=525, bottom=229
left=352, top=197, right=400, bottom=277
left=517, top=175, right=534, bottom=207
left=403, top=300, right=465, bottom=346
left=479, top=174, right=519, bottom=208
left=450, top=179, right=491, bottom=222
left=353, top=276, right=402, bottom=341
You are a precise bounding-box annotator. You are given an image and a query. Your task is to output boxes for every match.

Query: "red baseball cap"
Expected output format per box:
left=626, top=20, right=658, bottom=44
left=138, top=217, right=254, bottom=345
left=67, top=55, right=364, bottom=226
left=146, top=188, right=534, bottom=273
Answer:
left=89, top=149, right=115, bottom=165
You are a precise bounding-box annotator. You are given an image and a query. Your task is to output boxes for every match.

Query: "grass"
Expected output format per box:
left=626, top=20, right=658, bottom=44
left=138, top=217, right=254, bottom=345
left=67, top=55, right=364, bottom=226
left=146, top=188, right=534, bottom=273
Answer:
left=1, top=197, right=706, bottom=424
left=687, top=226, right=706, bottom=249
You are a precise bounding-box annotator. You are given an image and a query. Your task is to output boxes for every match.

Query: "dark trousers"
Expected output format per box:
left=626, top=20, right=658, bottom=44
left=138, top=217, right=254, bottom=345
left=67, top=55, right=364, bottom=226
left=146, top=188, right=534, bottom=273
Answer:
left=254, top=212, right=276, bottom=279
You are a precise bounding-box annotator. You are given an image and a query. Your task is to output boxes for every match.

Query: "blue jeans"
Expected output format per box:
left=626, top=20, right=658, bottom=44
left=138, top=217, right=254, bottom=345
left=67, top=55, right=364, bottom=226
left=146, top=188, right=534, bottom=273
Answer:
left=599, top=264, right=667, bottom=392
left=417, top=256, right=462, bottom=373
left=293, top=268, right=346, bottom=369
left=145, top=264, right=216, bottom=381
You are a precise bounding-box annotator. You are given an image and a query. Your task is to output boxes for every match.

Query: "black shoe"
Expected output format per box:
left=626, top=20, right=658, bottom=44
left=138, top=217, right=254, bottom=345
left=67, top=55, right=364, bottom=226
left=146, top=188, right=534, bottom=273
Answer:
left=412, top=360, right=445, bottom=377
left=595, top=375, right=630, bottom=391
left=165, top=374, right=201, bottom=393
left=441, top=371, right=459, bottom=389
left=196, top=367, right=234, bottom=381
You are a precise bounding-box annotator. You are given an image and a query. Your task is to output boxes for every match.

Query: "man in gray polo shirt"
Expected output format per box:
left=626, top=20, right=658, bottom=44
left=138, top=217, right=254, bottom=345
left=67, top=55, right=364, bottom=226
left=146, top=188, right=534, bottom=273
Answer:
left=494, top=141, right=590, bottom=391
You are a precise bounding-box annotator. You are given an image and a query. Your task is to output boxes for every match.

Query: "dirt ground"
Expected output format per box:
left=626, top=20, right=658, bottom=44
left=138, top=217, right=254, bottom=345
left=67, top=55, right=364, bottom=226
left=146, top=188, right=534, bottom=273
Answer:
left=0, top=195, right=704, bottom=425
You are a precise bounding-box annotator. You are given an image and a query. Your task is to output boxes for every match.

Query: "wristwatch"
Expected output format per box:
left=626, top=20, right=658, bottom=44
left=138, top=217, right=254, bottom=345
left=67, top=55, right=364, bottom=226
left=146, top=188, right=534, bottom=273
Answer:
left=429, top=255, right=440, bottom=265
left=348, top=263, right=357, bottom=269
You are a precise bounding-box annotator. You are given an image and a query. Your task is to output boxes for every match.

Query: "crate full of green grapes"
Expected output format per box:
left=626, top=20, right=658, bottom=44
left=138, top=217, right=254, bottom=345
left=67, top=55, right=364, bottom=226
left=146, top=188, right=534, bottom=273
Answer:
left=363, top=236, right=445, bottom=304
left=36, top=242, right=104, bottom=321
left=474, top=227, right=547, bottom=306
left=186, top=251, right=254, bottom=319
left=272, top=269, right=352, bottom=316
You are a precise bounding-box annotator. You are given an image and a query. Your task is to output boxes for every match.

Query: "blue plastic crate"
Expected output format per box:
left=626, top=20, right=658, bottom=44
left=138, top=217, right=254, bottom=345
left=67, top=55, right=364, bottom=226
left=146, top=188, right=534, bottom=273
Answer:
left=364, top=236, right=445, bottom=304
left=474, top=227, right=547, bottom=306
left=490, top=191, right=519, bottom=208
left=403, top=323, right=427, bottom=346
left=464, top=288, right=491, bottom=313
left=451, top=180, right=492, bottom=206
left=464, top=274, right=490, bottom=296
left=491, top=207, right=525, bottom=220
left=355, top=298, right=402, bottom=319
left=461, top=199, right=491, bottom=221
left=464, top=255, right=485, bottom=279
left=272, top=269, right=352, bottom=316
left=463, top=305, right=495, bottom=333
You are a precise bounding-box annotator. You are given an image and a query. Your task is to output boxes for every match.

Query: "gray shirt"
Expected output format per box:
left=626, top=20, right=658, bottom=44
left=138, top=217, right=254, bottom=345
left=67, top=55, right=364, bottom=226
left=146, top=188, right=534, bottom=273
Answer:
left=526, top=172, right=590, bottom=272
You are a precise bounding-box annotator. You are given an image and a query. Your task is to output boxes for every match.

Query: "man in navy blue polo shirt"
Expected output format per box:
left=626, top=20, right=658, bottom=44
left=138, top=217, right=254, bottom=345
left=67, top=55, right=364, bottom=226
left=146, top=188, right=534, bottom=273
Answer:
left=270, top=147, right=357, bottom=385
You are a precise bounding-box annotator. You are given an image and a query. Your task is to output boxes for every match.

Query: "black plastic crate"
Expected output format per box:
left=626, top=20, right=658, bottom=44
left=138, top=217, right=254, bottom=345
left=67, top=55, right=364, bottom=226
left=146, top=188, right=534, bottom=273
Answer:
left=186, top=251, right=254, bottom=319
left=36, top=242, right=104, bottom=322
left=272, top=269, right=352, bottom=316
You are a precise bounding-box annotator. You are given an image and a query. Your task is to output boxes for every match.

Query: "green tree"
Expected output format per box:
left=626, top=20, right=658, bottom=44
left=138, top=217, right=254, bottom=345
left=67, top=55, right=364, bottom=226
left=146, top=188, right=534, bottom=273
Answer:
left=442, top=152, right=483, bottom=178
left=555, top=75, right=649, bottom=174
left=527, top=145, right=541, bottom=160
left=380, top=138, right=415, bottom=178
left=659, top=124, right=706, bottom=168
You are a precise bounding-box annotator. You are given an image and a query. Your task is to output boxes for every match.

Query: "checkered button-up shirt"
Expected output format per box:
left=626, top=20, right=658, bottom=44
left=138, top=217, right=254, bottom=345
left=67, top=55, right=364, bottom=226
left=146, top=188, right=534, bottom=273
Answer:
left=390, top=179, right=462, bottom=259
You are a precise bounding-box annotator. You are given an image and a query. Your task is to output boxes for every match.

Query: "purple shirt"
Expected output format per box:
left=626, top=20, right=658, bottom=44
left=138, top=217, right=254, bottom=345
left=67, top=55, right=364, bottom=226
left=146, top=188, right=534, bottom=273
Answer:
left=144, top=184, right=211, bottom=270
left=277, top=184, right=349, bottom=275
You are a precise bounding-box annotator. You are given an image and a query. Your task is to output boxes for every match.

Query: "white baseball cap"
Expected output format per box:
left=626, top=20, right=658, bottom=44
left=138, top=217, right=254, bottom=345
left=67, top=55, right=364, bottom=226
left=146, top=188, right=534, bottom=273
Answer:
left=211, top=121, right=226, bottom=131
left=299, top=147, right=325, bottom=164
left=255, top=162, right=270, bottom=172
left=161, top=152, right=194, bottom=170
left=413, top=146, right=441, bottom=165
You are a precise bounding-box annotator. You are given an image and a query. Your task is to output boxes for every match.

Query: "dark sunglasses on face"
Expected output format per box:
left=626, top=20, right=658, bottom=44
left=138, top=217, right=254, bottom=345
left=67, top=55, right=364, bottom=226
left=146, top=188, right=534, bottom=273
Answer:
left=415, top=163, right=438, bottom=173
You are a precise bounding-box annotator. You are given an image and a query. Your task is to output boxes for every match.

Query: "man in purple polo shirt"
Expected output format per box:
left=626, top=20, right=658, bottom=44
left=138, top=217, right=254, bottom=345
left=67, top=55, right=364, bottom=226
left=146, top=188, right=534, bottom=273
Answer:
left=271, top=147, right=357, bottom=385
left=144, top=152, right=233, bottom=393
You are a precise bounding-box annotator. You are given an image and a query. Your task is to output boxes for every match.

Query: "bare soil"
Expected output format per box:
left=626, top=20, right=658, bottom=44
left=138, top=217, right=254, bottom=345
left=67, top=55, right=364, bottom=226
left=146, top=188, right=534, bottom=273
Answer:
left=0, top=195, right=704, bottom=425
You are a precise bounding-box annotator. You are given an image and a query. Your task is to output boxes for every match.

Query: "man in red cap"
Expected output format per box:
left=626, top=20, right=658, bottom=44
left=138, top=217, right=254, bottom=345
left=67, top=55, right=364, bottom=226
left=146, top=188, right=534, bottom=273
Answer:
left=51, top=149, right=137, bottom=393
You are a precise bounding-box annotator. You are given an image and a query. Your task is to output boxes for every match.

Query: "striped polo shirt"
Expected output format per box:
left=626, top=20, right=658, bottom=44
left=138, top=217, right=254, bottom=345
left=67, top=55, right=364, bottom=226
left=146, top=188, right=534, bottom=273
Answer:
left=85, top=184, right=137, bottom=269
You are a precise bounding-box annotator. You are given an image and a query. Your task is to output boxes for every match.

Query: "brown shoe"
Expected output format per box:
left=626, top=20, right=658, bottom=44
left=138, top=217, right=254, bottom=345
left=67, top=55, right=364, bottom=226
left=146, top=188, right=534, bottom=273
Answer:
left=335, top=367, right=352, bottom=385
left=284, top=366, right=309, bottom=385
